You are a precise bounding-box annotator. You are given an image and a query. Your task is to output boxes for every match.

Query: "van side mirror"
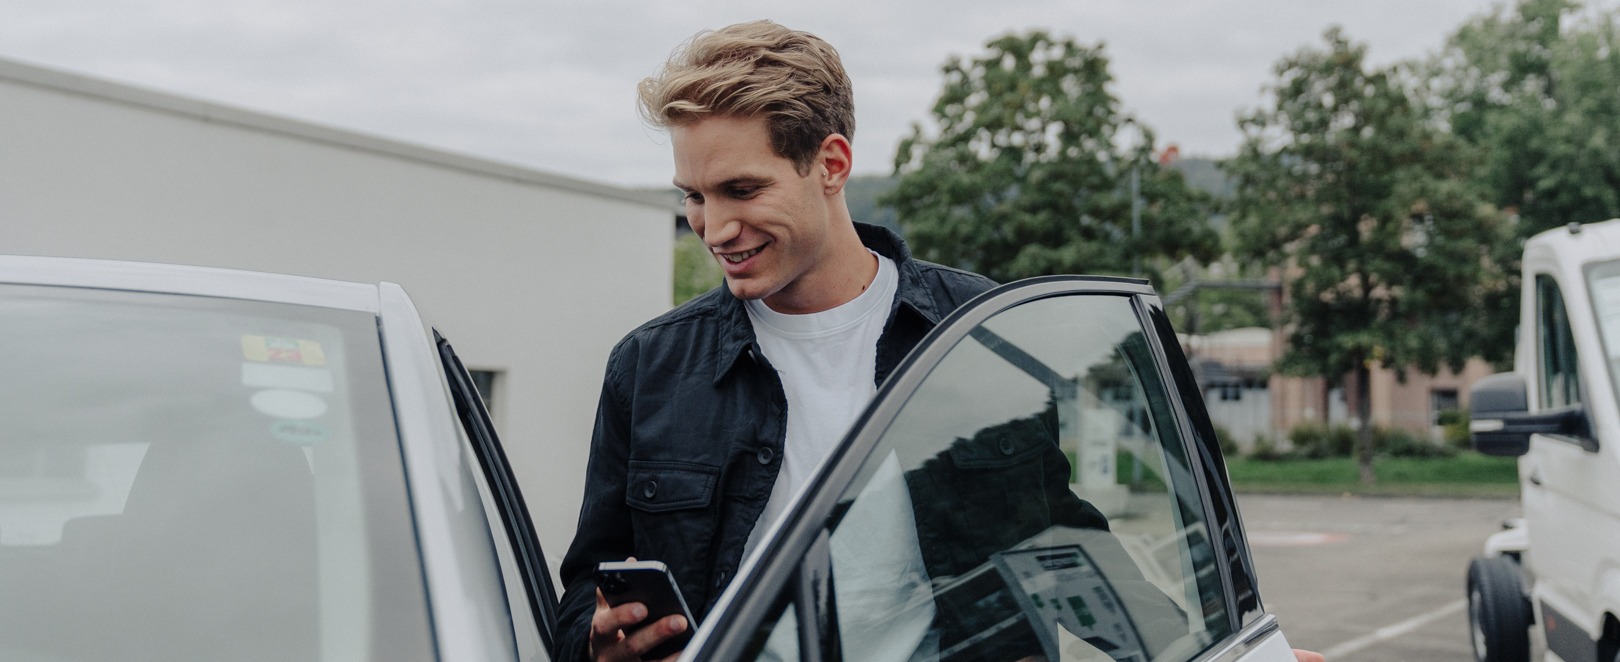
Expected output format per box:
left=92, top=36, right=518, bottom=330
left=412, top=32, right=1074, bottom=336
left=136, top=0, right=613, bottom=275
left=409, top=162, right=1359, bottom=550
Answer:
left=1469, top=372, right=1592, bottom=456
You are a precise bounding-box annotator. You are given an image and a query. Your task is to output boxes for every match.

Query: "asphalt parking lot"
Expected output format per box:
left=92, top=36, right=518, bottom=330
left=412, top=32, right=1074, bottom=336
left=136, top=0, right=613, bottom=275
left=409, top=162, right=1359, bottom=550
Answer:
left=1236, top=494, right=1523, bottom=661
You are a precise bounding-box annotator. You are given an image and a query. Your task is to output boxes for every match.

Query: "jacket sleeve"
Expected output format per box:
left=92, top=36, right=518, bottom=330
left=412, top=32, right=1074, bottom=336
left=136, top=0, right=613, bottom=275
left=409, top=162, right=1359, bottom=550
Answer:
left=555, top=343, right=638, bottom=661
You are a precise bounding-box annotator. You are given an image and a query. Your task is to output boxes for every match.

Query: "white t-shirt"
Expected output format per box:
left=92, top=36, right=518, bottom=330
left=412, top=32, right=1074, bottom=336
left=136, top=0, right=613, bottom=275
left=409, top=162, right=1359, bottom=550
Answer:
left=742, top=253, right=936, bottom=660
left=741, top=251, right=898, bottom=556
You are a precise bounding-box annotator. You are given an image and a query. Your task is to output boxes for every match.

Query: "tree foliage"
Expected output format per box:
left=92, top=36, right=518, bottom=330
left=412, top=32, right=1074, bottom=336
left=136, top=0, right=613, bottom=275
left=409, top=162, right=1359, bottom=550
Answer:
left=1429, top=0, right=1620, bottom=236
left=1425, top=0, right=1620, bottom=365
left=885, top=31, right=1219, bottom=284
left=1225, top=28, right=1512, bottom=483
left=673, top=231, right=722, bottom=305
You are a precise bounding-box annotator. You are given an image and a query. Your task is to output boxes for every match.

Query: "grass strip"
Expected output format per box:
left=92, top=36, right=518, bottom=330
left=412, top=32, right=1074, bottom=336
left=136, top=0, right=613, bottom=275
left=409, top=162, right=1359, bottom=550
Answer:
left=1224, top=452, right=1521, bottom=498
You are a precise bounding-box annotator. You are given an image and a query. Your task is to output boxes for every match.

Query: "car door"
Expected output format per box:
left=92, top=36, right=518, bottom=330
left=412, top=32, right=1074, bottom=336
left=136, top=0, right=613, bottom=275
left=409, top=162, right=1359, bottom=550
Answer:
left=687, top=277, right=1296, bottom=661
left=435, top=331, right=562, bottom=661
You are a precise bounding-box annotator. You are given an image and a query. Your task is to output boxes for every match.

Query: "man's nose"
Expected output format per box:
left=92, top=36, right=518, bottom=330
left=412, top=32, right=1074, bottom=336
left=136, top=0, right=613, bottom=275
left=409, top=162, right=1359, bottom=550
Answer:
left=701, top=203, right=742, bottom=248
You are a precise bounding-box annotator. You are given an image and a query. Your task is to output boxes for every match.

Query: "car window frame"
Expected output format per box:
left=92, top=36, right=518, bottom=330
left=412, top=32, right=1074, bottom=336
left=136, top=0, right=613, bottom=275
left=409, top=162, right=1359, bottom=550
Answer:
left=687, top=276, right=1267, bottom=660
left=435, top=330, right=561, bottom=659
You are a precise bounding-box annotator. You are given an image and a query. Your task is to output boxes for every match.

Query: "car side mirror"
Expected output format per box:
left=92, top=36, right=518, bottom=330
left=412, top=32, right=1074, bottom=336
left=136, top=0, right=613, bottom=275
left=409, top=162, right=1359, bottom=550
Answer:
left=1469, top=372, right=1592, bottom=456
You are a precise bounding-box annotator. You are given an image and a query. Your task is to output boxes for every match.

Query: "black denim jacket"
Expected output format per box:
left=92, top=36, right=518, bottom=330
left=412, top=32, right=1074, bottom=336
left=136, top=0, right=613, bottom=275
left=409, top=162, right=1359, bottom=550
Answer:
left=555, top=224, right=995, bottom=660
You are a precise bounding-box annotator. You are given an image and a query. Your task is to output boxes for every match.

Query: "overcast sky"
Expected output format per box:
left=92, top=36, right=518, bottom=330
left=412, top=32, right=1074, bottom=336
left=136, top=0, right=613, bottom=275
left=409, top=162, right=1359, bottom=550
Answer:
left=0, top=1, right=1581, bottom=189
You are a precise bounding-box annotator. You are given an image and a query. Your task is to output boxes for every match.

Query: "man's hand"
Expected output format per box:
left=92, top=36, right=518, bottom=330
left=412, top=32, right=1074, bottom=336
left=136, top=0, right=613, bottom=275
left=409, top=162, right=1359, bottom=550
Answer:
left=1293, top=649, right=1325, bottom=662
left=589, top=587, right=689, bottom=662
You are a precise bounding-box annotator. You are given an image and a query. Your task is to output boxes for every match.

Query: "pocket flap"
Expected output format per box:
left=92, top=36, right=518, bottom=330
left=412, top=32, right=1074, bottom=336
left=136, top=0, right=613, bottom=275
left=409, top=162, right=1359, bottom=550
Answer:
left=626, top=461, right=719, bottom=513
left=949, top=426, right=1052, bottom=469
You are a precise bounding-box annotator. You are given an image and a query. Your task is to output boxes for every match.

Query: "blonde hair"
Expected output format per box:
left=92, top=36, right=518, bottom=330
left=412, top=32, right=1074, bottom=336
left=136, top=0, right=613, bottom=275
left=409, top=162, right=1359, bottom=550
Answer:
left=639, top=20, right=855, bottom=174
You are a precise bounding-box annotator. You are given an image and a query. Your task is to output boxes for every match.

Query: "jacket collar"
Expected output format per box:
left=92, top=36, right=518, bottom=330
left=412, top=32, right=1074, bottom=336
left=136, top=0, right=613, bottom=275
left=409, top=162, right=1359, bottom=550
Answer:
left=712, top=223, right=944, bottom=385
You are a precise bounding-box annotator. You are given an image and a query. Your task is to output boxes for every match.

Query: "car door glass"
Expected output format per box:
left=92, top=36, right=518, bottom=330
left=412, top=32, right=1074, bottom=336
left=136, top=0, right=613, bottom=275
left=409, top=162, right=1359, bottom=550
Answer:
left=1537, top=275, right=1582, bottom=409
left=748, top=293, right=1229, bottom=662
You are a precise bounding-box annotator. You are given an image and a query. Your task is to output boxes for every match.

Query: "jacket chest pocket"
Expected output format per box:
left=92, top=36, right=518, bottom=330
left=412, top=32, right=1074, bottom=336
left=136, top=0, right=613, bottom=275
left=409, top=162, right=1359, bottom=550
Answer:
left=625, top=460, right=721, bottom=606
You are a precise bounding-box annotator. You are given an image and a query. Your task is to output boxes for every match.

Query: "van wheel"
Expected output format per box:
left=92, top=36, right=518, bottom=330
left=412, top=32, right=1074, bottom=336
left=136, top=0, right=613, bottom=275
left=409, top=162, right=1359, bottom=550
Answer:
left=1467, top=556, right=1531, bottom=662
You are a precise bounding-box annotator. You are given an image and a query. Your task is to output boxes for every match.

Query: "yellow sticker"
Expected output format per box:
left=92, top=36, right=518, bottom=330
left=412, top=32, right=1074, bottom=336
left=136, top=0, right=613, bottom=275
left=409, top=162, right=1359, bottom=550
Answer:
left=242, top=335, right=270, bottom=362
left=298, top=339, right=327, bottom=366
left=242, top=335, right=327, bottom=366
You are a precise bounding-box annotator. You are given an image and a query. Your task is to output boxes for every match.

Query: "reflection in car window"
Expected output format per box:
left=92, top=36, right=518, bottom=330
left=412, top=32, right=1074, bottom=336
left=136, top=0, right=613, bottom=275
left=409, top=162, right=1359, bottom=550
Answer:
left=0, top=284, right=433, bottom=661
left=1538, top=275, right=1582, bottom=410
left=750, top=294, right=1228, bottom=662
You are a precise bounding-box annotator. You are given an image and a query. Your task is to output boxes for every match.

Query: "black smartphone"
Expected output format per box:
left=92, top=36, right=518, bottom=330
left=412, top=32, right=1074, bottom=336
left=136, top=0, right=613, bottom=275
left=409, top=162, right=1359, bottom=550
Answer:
left=595, top=560, right=696, bottom=659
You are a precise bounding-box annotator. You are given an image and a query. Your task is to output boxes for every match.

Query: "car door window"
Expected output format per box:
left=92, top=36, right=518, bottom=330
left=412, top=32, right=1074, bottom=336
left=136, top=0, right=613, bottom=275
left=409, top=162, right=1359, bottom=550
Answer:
left=1537, top=274, right=1582, bottom=410
left=437, top=333, right=559, bottom=661
left=741, top=292, right=1231, bottom=662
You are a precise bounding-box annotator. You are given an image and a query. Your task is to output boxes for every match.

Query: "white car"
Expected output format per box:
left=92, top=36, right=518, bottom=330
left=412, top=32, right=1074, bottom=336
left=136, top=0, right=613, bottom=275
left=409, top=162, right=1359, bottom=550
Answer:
left=1468, top=219, right=1620, bottom=662
left=0, top=256, right=1299, bottom=661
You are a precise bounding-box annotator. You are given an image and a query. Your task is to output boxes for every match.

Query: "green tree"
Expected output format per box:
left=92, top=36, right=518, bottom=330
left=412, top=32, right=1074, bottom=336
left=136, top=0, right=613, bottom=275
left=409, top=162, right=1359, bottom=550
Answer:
left=673, top=231, right=722, bottom=305
left=1426, top=0, right=1620, bottom=365
left=1225, top=28, right=1511, bottom=484
left=885, top=31, right=1220, bottom=284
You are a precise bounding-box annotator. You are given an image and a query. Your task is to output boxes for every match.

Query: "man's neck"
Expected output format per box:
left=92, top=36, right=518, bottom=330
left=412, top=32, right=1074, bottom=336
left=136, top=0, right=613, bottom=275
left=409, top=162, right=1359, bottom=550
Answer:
left=761, top=221, right=877, bottom=315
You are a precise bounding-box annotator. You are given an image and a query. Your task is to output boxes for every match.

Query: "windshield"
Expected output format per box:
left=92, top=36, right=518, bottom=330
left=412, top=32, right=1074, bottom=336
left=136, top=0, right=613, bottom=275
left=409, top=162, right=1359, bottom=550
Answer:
left=0, top=284, right=433, bottom=661
left=1584, top=260, right=1620, bottom=411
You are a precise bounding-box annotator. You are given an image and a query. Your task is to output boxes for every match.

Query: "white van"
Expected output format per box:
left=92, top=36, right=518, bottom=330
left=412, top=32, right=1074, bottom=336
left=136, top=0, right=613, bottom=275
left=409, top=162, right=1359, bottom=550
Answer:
left=1468, top=219, right=1620, bottom=662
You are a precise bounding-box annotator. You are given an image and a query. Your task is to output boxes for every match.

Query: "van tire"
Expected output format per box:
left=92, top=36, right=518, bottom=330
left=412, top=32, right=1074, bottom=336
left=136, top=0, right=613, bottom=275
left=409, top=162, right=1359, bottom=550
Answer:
left=1468, top=555, right=1531, bottom=662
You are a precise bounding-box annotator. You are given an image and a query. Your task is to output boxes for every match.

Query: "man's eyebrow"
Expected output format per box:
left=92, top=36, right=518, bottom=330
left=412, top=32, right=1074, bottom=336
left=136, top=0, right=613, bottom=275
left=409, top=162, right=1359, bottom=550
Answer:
left=719, top=176, right=771, bottom=188
left=672, top=176, right=771, bottom=191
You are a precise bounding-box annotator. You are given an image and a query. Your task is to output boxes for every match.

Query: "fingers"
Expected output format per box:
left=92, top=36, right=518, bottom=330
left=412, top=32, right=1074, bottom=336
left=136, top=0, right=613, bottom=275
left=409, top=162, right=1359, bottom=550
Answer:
left=591, top=609, right=687, bottom=661
left=591, top=588, right=648, bottom=660
left=1292, top=650, right=1326, bottom=662
left=621, top=614, right=688, bottom=658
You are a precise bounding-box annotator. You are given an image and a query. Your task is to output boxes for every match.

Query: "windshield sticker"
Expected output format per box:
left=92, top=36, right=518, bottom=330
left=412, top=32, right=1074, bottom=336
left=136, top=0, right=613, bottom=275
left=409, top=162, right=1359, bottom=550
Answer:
left=270, top=420, right=330, bottom=445
left=242, top=362, right=334, bottom=393
left=242, top=335, right=328, bottom=366
left=1593, top=274, right=1620, bottom=359
left=250, top=389, right=328, bottom=420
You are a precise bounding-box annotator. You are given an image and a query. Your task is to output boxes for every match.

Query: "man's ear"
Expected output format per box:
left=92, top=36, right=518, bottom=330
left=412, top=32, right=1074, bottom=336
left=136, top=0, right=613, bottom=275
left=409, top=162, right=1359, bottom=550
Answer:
left=816, top=133, right=853, bottom=195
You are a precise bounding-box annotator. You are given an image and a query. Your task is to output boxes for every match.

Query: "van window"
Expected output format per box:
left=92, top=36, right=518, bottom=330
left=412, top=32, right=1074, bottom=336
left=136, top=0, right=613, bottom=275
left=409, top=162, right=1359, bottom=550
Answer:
left=1537, top=275, right=1582, bottom=409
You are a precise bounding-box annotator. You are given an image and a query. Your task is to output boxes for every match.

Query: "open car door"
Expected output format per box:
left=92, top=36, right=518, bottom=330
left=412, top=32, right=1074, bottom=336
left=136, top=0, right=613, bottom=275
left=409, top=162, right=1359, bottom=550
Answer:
left=687, top=276, right=1298, bottom=661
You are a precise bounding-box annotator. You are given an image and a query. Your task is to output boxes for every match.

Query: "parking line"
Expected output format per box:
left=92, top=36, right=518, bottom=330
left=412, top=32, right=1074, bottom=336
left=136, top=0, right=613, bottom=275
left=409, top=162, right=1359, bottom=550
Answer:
left=1318, top=599, right=1467, bottom=659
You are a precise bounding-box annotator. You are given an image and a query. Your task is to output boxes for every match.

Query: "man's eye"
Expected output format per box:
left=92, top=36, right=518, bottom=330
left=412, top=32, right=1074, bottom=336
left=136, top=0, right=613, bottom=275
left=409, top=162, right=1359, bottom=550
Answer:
left=682, top=192, right=704, bottom=204
left=730, top=187, right=759, bottom=198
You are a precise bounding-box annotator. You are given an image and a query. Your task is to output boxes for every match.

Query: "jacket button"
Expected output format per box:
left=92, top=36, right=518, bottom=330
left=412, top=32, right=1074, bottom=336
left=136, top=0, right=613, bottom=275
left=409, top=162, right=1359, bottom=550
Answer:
left=713, top=570, right=728, bottom=589
left=757, top=447, right=775, bottom=465
left=642, top=480, right=658, bottom=499
left=998, top=438, right=1016, bottom=455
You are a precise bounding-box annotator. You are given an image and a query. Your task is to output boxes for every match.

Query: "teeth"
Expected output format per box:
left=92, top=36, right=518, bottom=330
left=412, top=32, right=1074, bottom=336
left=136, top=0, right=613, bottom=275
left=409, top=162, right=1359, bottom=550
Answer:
left=720, top=247, right=762, bottom=264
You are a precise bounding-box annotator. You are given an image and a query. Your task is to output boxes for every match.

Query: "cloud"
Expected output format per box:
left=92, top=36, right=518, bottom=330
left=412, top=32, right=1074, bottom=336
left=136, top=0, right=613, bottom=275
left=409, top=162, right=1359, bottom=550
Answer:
left=0, top=0, right=1600, bottom=187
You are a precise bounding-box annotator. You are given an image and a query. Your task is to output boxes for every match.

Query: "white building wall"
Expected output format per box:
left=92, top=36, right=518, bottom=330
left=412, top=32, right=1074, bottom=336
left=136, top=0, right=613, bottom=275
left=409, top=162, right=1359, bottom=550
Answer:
left=0, top=59, right=674, bottom=561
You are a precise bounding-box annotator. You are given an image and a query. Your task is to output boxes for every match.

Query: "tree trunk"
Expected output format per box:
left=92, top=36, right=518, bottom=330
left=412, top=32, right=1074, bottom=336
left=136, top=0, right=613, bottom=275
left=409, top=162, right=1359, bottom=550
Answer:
left=1354, top=362, right=1377, bottom=485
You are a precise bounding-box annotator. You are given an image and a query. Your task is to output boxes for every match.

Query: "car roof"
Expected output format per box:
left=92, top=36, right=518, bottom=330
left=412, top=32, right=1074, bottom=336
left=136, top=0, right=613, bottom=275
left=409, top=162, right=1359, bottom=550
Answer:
left=0, top=255, right=382, bottom=313
left=1527, top=218, right=1620, bottom=269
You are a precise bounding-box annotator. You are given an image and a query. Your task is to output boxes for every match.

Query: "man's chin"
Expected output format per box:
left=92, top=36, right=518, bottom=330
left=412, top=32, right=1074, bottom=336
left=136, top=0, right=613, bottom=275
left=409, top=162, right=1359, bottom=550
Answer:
left=724, top=277, right=771, bottom=302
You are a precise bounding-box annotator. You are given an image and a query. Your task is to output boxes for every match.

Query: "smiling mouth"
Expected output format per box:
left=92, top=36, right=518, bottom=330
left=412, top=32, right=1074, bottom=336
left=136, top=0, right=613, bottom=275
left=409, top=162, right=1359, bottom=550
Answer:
left=718, top=246, right=763, bottom=264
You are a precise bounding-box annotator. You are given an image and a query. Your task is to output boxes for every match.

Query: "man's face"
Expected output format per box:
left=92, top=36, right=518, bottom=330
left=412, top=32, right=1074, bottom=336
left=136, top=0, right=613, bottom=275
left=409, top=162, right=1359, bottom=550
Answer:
left=672, top=115, right=835, bottom=312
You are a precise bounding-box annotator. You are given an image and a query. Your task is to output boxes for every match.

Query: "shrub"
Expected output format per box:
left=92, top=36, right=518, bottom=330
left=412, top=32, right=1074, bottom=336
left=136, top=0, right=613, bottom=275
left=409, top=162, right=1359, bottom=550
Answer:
left=1377, top=427, right=1458, bottom=459
left=1211, top=423, right=1241, bottom=457
left=1437, top=409, right=1472, bottom=449
left=1288, top=422, right=1356, bottom=459
left=1249, top=435, right=1291, bottom=462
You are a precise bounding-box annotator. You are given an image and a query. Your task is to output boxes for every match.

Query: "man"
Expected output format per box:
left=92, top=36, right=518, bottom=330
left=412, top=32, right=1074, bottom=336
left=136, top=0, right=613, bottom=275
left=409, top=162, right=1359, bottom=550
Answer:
left=557, top=20, right=1327, bottom=662
left=555, top=19, right=996, bottom=661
